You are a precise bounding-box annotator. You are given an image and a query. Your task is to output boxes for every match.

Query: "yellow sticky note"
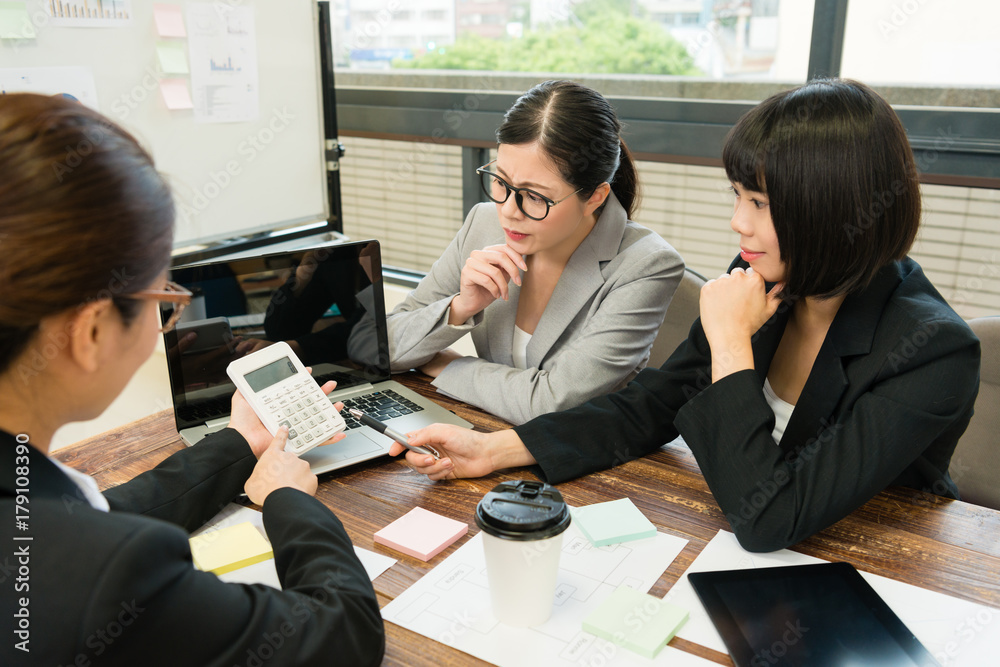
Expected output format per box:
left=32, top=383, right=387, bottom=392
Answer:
left=157, top=41, right=189, bottom=74
left=0, top=1, right=35, bottom=39
left=190, top=522, right=273, bottom=575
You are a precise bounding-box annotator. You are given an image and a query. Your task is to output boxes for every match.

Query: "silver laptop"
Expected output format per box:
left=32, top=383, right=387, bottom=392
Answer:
left=161, top=240, right=471, bottom=474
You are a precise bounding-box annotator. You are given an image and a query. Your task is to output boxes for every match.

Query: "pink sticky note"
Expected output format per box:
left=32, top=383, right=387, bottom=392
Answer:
left=374, top=507, right=468, bottom=561
left=160, top=79, right=193, bottom=110
left=154, top=4, right=186, bottom=37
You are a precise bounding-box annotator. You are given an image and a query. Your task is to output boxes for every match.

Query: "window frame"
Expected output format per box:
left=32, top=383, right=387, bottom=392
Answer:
left=332, top=0, right=999, bottom=218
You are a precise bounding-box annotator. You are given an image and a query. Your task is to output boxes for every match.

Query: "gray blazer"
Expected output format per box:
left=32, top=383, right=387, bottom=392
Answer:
left=386, top=193, right=685, bottom=424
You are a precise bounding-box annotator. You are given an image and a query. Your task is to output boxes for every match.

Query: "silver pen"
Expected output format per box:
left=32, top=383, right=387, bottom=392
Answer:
left=348, top=408, right=440, bottom=459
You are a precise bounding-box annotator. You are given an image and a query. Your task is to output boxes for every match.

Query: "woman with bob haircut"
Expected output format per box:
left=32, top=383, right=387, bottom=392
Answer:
left=0, top=94, right=384, bottom=665
left=383, top=80, right=684, bottom=425
left=389, top=79, right=981, bottom=553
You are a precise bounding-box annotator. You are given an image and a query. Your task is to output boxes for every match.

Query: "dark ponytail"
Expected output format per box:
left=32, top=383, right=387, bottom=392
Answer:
left=496, top=80, right=640, bottom=218
left=611, top=138, right=639, bottom=218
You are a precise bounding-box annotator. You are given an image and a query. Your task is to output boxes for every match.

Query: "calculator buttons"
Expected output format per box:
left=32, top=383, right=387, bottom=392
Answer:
left=263, top=381, right=344, bottom=451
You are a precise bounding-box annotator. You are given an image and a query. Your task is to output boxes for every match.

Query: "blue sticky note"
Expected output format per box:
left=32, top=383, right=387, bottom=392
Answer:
left=572, top=498, right=657, bottom=547
left=583, top=586, right=689, bottom=659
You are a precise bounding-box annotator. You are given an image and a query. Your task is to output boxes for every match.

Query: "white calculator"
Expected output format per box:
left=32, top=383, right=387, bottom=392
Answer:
left=227, top=341, right=346, bottom=456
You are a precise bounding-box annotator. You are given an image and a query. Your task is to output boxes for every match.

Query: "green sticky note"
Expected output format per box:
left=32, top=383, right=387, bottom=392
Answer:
left=156, top=41, right=189, bottom=74
left=0, top=1, right=35, bottom=39
left=583, top=586, right=689, bottom=659
left=572, top=498, right=657, bottom=547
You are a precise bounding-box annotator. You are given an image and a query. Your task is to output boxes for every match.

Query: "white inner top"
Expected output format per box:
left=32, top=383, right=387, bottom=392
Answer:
left=512, top=325, right=532, bottom=370
left=762, top=377, right=796, bottom=445
left=53, top=459, right=110, bottom=512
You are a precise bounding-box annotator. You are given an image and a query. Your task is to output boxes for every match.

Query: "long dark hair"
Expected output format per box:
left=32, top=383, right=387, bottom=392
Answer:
left=0, top=94, right=175, bottom=374
left=496, top=80, right=640, bottom=218
left=723, top=78, right=920, bottom=299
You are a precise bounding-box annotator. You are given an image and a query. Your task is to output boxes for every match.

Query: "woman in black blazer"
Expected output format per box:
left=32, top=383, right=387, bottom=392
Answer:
left=0, top=95, right=383, bottom=664
left=392, top=79, right=982, bottom=553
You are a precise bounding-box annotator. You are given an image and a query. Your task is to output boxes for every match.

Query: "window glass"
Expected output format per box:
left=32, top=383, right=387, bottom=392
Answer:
left=333, top=0, right=812, bottom=81
left=338, top=138, right=1000, bottom=319
left=840, top=0, right=1000, bottom=88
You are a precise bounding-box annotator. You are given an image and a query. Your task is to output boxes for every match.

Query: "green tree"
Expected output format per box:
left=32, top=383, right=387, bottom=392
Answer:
left=394, top=6, right=700, bottom=76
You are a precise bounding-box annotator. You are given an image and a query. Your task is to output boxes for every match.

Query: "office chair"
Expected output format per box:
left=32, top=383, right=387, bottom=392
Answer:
left=648, top=267, right=707, bottom=369
left=950, top=316, right=1000, bottom=510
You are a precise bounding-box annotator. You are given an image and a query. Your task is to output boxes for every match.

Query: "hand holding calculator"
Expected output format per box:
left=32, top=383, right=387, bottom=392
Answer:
left=227, top=342, right=347, bottom=456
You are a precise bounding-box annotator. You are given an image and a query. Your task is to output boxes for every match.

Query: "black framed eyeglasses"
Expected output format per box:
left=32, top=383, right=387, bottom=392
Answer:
left=476, top=160, right=582, bottom=221
left=120, top=280, right=193, bottom=333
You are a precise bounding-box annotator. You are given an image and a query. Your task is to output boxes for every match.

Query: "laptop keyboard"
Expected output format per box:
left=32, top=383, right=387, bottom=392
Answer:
left=339, top=390, right=424, bottom=430
left=178, top=395, right=233, bottom=423
left=178, top=385, right=424, bottom=432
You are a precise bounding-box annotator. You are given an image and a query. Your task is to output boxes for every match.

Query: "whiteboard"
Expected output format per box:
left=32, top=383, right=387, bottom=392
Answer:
left=1, top=0, right=328, bottom=247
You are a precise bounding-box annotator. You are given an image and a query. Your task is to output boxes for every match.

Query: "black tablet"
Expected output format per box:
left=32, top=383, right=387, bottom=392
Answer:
left=689, top=562, right=940, bottom=667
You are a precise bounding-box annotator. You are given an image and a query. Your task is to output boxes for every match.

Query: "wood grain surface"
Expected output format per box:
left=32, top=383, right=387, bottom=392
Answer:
left=54, top=372, right=1000, bottom=666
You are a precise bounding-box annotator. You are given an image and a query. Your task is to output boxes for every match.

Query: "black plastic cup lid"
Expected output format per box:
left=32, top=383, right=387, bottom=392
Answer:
left=475, top=480, right=571, bottom=541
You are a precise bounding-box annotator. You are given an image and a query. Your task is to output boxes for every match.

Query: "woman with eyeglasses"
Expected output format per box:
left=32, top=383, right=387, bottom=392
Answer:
left=384, top=80, right=684, bottom=425
left=391, top=79, right=981, bottom=553
left=0, top=94, right=384, bottom=665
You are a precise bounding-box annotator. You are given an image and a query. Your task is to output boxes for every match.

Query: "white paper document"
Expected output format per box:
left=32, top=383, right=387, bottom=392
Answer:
left=381, top=523, right=711, bottom=666
left=668, top=530, right=999, bottom=667
left=186, top=2, right=259, bottom=123
left=0, top=66, right=99, bottom=109
left=192, top=503, right=396, bottom=588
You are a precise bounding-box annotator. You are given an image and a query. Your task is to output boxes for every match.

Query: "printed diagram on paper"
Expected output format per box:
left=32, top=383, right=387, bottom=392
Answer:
left=382, top=524, right=710, bottom=666
left=186, top=2, right=259, bottom=123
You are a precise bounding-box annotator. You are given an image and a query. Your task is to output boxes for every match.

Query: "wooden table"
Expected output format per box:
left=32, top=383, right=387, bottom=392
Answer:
left=54, top=373, right=1000, bottom=666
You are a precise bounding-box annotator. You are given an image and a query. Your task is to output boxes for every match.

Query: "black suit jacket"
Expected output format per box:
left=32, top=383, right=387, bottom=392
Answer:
left=0, top=428, right=384, bottom=666
left=515, top=257, right=981, bottom=552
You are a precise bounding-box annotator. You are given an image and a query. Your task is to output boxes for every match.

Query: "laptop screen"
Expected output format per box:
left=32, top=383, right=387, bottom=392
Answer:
left=160, top=240, right=390, bottom=431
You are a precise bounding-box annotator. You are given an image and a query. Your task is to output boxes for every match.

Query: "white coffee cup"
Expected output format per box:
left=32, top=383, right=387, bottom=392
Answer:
left=475, top=480, right=571, bottom=627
